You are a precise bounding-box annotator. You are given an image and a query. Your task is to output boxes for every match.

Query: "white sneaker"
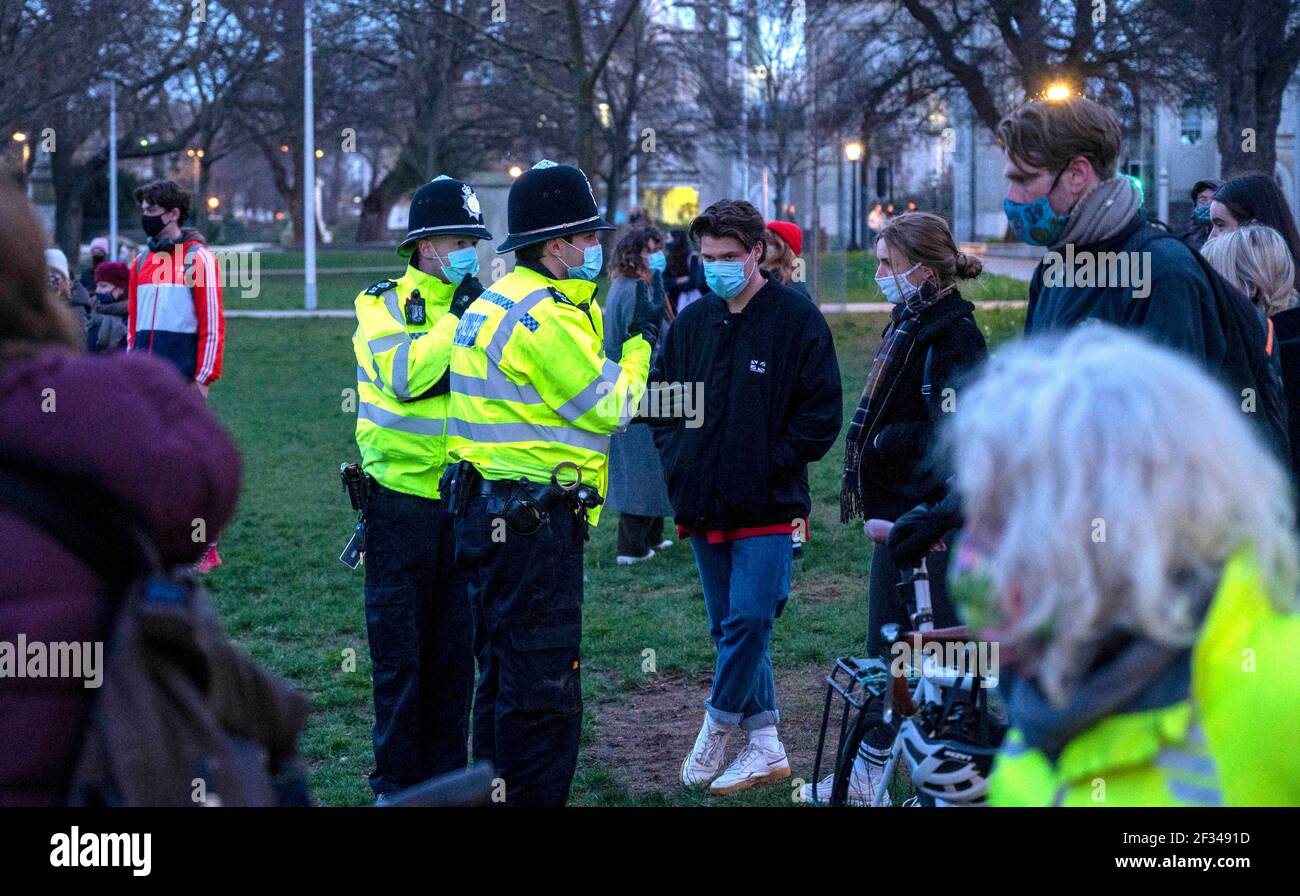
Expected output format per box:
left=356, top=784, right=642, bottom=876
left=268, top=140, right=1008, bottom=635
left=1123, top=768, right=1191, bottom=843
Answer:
left=799, top=758, right=892, bottom=806
left=616, top=549, right=655, bottom=565
left=681, top=716, right=733, bottom=787
left=708, top=741, right=791, bottom=795
left=655, top=540, right=674, bottom=550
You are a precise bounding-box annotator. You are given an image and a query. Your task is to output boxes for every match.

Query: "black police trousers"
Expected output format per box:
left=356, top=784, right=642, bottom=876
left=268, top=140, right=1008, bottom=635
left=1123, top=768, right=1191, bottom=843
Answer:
left=363, top=483, right=474, bottom=796
left=453, top=494, right=585, bottom=807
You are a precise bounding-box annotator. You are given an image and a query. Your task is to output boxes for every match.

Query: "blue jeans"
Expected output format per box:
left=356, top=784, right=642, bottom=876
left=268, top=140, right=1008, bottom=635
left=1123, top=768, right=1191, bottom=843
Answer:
left=690, top=534, right=793, bottom=731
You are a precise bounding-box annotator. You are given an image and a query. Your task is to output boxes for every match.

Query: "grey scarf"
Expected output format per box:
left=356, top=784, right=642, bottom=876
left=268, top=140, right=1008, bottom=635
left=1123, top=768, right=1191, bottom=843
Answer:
left=1052, top=176, right=1142, bottom=250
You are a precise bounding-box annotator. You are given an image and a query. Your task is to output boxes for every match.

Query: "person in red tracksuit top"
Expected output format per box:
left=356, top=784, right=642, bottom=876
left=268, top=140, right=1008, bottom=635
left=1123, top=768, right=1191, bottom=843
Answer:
left=127, top=179, right=226, bottom=571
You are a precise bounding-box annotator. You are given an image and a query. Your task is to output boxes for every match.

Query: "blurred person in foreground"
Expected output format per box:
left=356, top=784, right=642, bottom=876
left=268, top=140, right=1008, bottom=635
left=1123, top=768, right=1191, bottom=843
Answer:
left=946, top=326, right=1300, bottom=806
left=0, top=181, right=254, bottom=805
left=604, top=225, right=674, bottom=565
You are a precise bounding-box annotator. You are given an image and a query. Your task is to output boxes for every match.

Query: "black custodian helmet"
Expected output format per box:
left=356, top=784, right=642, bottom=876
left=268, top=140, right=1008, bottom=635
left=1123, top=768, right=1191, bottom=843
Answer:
left=397, top=176, right=493, bottom=258
left=496, top=160, right=613, bottom=254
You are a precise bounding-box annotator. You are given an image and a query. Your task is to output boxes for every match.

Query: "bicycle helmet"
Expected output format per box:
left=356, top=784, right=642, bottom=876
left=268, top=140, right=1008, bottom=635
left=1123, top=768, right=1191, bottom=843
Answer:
left=899, top=677, right=1006, bottom=805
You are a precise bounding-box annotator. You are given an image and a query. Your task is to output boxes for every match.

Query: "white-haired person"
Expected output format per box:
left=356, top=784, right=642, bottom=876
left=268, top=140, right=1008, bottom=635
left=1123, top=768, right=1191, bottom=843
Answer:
left=1202, top=223, right=1300, bottom=519
left=941, top=325, right=1300, bottom=806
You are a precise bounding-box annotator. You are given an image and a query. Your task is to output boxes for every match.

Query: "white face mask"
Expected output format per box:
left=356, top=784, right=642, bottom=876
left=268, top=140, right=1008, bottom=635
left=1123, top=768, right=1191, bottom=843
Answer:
left=875, top=262, right=921, bottom=304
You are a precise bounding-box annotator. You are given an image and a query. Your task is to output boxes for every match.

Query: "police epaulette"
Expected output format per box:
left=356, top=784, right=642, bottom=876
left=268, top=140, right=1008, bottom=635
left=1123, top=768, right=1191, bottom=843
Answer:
left=546, top=286, right=574, bottom=306
left=364, top=279, right=398, bottom=296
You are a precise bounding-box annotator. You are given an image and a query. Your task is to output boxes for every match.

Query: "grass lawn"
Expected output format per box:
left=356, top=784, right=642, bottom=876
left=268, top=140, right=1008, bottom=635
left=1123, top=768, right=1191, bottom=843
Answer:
left=205, top=267, right=1028, bottom=807
left=215, top=248, right=1029, bottom=311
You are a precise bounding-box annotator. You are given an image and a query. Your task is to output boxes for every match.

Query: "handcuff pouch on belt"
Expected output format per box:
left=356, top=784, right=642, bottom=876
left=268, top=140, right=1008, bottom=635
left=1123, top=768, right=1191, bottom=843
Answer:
left=502, top=461, right=603, bottom=536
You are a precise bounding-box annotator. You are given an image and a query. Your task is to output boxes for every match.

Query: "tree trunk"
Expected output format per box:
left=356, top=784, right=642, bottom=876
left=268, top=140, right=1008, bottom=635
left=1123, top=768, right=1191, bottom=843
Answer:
left=50, top=148, right=93, bottom=266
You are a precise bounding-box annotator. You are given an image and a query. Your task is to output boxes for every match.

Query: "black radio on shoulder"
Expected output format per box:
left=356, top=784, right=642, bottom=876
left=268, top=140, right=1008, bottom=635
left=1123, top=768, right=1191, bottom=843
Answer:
left=405, top=288, right=426, bottom=325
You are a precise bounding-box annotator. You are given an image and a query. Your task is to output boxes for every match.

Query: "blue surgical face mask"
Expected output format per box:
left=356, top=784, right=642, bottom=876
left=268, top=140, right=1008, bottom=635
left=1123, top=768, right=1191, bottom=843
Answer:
left=875, top=262, right=921, bottom=304
left=1192, top=203, right=1212, bottom=222
left=647, top=250, right=666, bottom=273
left=561, top=239, right=603, bottom=281
left=703, top=249, right=755, bottom=299
left=436, top=246, right=479, bottom=284
left=1003, top=169, right=1069, bottom=247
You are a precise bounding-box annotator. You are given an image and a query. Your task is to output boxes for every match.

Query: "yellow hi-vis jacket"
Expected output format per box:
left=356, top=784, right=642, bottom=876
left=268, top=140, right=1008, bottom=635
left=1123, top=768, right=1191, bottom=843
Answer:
left=988, top=544, right=1300, bottom=806
left=353, top=265, right=461, bottom=499
left=445, top=264, right=651, bottom=525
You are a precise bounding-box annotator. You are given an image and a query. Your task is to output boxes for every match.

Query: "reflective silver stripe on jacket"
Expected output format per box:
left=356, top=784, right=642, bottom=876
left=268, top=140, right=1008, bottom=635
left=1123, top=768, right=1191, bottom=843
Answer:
left=357, top=363, right=386, bottom=390
left=358, top=401, right=443, bottom=436
left=445, top=417, right=609, bottom=453
left=1156, top=722, right=1223, bottom=806
left=555, top=358, right=623, bottom=423
left=367, top=332, right=407, bottom=354
left=451, top=372, right=542, bottom=405
left=390, top=342, right=412, bottom=399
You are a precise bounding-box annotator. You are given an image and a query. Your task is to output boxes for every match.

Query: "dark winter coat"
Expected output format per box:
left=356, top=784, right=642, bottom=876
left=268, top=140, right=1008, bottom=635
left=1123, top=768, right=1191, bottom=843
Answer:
left=856, top=294, right=988, bottom=521
left=604, top=272, right=673, bottom=517
left=1026, top=213, right=1289, bottom=463
left=0, top=349, right=241, bottom=805
left=1271, top=305, right=1300, bottom=515
left=650, top=272, right=843, bottom=530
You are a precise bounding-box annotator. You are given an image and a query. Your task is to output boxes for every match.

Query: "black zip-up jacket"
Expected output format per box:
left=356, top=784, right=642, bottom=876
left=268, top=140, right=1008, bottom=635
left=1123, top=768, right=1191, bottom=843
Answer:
left=649, top=272, right=843, bottom=530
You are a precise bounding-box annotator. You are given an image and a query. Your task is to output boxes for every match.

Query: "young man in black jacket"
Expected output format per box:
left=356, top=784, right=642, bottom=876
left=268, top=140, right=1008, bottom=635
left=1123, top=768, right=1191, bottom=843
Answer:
left=888, top=95, right=1288, bottom=568
left=650, top=200, right=842, bottom=795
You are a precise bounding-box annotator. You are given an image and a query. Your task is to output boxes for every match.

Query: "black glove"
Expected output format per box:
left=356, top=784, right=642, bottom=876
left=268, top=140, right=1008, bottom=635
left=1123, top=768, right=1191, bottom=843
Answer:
left=887, top=490, right=963, bottom=569
left=449, top=276, right=484, bottom=318
left=626, top=278, right=660, bottom=350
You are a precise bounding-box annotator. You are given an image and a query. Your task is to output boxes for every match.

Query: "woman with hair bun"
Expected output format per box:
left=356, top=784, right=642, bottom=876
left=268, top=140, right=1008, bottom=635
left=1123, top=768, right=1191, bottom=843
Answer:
left=804, top=211, right=988, bottom=806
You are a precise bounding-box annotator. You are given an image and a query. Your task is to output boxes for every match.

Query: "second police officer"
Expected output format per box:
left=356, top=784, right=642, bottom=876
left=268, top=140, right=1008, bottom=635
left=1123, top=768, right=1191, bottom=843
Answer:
left=442, top=161, right=662, bottom=806
left=352, top=175, right=490, bottom=800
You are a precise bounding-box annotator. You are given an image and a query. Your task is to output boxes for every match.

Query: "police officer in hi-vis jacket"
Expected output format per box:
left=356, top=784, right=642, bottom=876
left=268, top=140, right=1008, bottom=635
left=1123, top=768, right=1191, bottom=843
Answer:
left=351, top=175, right=490, bottom=800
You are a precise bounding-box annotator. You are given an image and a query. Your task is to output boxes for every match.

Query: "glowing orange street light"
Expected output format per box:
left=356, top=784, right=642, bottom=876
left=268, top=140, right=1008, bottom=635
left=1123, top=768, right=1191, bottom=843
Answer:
left=509, top=165, right=523, bottom=178
left=207, top=196, right=220, bottom=210
left=1045, top=82, right=1072, bottom=102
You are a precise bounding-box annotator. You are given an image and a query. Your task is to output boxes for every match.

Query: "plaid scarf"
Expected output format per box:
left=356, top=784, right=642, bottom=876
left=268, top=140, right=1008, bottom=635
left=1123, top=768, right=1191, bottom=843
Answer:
left=840, top=281, right=950, bottom=522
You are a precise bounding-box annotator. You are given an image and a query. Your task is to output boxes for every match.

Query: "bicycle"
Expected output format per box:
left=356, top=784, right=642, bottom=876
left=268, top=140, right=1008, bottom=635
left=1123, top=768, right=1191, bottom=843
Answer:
left=809, top=522, right=1004, bottom=807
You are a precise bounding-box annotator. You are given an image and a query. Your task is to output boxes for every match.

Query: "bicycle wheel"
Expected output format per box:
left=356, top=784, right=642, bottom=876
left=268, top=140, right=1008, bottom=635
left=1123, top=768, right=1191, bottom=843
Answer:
left=830, top=699, right=891, bottom=807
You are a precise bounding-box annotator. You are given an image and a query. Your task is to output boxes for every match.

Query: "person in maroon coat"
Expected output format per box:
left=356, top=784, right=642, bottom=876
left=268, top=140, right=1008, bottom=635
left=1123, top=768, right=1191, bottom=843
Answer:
left=0, top=181, right=242, bottom=806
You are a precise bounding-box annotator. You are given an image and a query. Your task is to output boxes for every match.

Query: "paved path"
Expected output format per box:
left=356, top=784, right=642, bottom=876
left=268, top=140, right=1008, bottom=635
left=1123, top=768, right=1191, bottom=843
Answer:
left=226, top=309, right=354, bottom=318
left=980, top=254, right=1039, bottom=282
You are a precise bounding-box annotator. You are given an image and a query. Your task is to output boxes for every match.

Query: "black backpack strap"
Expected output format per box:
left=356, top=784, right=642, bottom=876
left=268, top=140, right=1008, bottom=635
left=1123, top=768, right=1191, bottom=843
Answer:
left=921, top=344, right=935, bottom=400
left=0, top=466, right=148, bottom=587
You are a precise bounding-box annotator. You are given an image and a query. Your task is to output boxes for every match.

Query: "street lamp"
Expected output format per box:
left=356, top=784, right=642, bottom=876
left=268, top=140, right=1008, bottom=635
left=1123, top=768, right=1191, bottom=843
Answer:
left=845, top=140, right=864, bottom=251
left=11, top=131, right=28, bottom=168
left=186, top=148, right=202, bottom=195
left=207, top=195, right=220, bottom=211
left=508, top=165, right=523, bottom=178
left=1045, top=81, right=1072, bottom=102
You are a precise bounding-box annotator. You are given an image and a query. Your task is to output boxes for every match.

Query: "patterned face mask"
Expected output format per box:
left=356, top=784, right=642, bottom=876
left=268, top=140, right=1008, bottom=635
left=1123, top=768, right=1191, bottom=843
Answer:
left=1003, top=169, right=1069, bottom=247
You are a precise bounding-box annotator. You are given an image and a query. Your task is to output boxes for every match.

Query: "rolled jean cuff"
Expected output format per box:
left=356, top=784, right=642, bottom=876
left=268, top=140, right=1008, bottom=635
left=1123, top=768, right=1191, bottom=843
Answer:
left=704, top=700, right=743, bottom=727
left=741, top=710, right=779, bottom=732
